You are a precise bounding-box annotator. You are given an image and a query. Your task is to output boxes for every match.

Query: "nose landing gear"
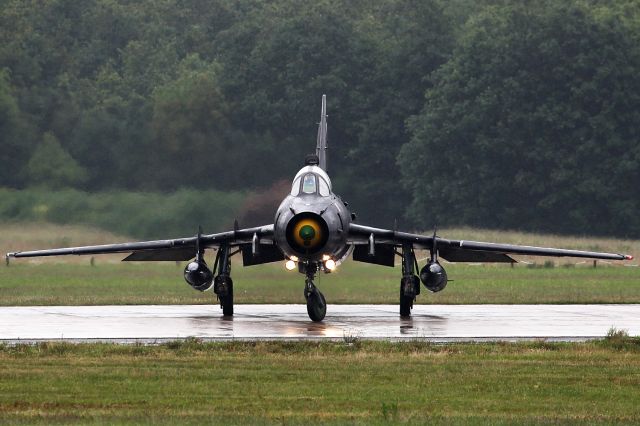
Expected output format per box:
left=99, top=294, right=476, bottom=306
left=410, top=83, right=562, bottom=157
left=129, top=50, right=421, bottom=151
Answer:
left=303, top=264, right=326, bottom=322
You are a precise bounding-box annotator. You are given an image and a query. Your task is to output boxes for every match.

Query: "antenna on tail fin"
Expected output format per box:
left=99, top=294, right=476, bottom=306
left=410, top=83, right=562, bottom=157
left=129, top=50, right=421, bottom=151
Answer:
left=315, top=94, right=328, bottom=171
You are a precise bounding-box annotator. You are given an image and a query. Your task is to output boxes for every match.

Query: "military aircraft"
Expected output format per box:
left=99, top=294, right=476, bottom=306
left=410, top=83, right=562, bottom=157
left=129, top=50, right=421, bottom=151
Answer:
left=6, top=95, right=634, bottom=321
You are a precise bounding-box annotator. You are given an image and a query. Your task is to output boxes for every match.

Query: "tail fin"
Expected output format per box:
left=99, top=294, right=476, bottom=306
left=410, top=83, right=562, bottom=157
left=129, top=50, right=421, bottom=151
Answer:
left=315, top=94, right=328, bottom=171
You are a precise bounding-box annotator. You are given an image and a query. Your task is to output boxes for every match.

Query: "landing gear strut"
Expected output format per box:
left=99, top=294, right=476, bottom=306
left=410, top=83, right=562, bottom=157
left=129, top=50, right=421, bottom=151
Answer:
left=304, top=263, right=326, bottom=322
left=400, top=244, right=420, bottom=318
left=213, top=244, right=233, bottom=316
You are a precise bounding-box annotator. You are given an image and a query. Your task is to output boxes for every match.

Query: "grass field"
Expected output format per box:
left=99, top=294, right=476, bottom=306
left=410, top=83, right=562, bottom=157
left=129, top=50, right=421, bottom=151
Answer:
left=1, top=338, right=640, bottom=425
left=2, top=261, right=640, bottom=306
left=2, top=224, right=640, bottom=425
left=2, top=222, right=639, bottom=306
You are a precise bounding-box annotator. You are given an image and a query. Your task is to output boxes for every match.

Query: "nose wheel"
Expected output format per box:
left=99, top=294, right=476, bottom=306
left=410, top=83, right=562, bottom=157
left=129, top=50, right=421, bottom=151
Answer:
left=304, top=266, right=326, bottom=322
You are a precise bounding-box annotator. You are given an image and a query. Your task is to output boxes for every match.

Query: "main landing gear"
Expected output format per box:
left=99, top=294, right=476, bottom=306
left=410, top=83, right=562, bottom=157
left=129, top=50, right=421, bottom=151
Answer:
left=398, top=228, right=449, bottom=318
left=213, top=245, right=234, bottom=316
left=303, top=263, right=326, bottom=322
left=183, top=230, right=234, bottom=317
left=400, top=244, right=420, bottom=318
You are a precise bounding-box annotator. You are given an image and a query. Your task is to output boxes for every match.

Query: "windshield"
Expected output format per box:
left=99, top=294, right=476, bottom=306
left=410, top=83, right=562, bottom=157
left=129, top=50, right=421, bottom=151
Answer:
left=318, top=177, right=330, bottom=196
left=291, top=177, right=301, bottom=196
left=302, top=174, right=317, bottom=194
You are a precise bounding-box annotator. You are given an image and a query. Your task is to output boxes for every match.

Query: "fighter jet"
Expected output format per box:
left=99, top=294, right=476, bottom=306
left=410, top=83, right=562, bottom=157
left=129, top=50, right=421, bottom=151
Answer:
left=6, top=95, right=634, bottom=321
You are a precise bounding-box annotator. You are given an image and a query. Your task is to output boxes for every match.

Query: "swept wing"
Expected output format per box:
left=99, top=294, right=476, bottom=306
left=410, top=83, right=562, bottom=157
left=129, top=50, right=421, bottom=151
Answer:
left=348, top=223, right=632, bottom=263
left=7, top=224, right=276, bottom=262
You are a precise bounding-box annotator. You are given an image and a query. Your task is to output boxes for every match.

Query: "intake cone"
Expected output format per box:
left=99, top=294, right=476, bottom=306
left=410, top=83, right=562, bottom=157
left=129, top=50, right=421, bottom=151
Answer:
left=286, top=213, right=329, bottom=254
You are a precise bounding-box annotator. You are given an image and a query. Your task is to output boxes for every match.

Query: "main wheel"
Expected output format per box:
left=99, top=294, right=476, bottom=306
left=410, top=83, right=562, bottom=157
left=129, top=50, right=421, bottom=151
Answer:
left=400, top=292, right=413, bottom=317
left=219, top=277, right=233, bottom=316
left=306, top=290, right=326, bottom=322
left=400, top=276, right=417, bottom=317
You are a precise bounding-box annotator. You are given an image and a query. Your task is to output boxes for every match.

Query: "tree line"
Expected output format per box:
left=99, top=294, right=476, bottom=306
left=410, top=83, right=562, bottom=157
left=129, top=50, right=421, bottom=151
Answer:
left=1, top=0, right=639, bottom=237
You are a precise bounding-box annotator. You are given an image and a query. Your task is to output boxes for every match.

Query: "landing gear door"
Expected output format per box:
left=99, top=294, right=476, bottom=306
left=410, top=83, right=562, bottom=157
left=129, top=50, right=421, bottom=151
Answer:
left=352, top=244, right=396, bottom=267
left=241, top=244, right=286, bottom=266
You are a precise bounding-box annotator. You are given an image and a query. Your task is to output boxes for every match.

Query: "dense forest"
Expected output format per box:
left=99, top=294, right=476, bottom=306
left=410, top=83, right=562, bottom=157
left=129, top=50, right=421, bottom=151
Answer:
left=1, top=0, right=639, bottom=238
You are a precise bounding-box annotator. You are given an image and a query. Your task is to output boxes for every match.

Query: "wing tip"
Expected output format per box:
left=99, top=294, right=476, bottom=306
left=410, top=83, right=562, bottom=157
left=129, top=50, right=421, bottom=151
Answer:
left=625, top=254, right=634, bottom=260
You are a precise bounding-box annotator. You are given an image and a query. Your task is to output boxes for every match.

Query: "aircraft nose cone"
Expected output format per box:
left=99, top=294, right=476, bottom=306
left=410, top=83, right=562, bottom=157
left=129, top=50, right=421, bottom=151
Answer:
left=293, top=219, right=322, bottom=248
left=287, top=213, right=328, bottom=254
left=299, top=225, right=316, bottom=246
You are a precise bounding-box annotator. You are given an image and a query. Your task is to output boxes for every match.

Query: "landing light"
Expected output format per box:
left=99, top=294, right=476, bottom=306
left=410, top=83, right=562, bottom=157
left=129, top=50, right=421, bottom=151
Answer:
left=322, top=254, right=331, bottom=261
left=285, top=259, right=297, bottom=271
left=290, top=255, right=299, bottom=262
left=324, top=258, right=336, bottom=271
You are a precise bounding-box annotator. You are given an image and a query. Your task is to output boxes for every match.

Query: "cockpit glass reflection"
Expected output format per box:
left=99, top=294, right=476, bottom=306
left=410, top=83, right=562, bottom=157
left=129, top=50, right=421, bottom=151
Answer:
left=302, top=174, right=316, bottom=194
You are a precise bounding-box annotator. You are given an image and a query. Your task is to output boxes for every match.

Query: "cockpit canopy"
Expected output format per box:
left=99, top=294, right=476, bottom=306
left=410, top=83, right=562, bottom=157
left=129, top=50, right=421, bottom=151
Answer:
left=302, top=174, right=317, bottom=194
left=290, top=166, right=332, bottom=197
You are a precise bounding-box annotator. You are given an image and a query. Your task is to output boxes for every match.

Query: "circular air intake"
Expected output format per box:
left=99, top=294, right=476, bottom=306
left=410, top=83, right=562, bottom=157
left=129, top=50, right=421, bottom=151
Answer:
left=285, top=212, right=329, bottom=254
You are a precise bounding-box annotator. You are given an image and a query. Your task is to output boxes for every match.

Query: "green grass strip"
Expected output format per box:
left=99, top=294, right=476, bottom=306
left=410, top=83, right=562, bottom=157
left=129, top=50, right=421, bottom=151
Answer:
left=1, top=339, right=640, bottom=424
left=2, top=262, right=639, bottom=305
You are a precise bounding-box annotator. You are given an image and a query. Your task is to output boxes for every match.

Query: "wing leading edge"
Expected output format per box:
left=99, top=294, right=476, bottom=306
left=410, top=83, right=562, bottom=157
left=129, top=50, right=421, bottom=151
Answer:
left=348, top=223, right=633, bottom=262
left=6, top=224, right=276, bottom=261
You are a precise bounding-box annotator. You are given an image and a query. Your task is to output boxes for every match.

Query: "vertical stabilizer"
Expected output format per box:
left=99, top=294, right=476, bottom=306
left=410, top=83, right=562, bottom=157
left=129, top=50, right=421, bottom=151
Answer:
left=315, top=94, right=328, bottom=171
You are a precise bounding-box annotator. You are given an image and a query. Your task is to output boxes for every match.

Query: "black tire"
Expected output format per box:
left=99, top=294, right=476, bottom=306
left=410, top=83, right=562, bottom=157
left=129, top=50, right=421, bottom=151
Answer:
left=400, top=279, right=413, bottom=317
left=220, top=277, right=233, bottom=316
left=306, top=290, right=326, bottom=322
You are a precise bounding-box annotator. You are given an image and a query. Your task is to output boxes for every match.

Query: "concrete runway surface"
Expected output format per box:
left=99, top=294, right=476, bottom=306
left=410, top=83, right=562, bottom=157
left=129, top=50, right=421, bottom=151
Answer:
left=1, top=304, right=639, bottom=343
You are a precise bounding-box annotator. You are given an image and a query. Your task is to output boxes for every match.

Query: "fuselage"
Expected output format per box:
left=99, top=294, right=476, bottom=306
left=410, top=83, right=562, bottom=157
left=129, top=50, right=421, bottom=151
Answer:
left=273, top=165, right=352, bottom=271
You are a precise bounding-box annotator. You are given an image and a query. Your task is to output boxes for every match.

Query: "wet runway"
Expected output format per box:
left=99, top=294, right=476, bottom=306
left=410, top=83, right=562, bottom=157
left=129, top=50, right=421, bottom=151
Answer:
left=1, top=304, right=639, bottom=343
